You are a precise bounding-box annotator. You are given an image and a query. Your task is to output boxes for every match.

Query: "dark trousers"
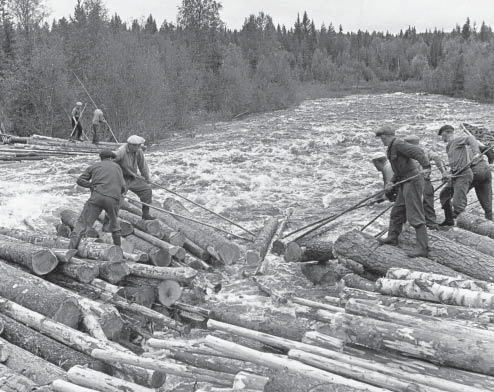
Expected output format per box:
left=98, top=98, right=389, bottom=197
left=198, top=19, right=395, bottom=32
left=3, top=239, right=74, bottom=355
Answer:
left=423, top=179, right=436, bottom=227
left=71, top=117, right=83, bottom=140
left=471, top=162, right=492, bottom=219
left=439, top=169, right=473, bottom=217
left=125, top=177, right=153, bottom=215
left=92, top=124, right=101, bottom=144
left=388, top=176, right=425, bottom=237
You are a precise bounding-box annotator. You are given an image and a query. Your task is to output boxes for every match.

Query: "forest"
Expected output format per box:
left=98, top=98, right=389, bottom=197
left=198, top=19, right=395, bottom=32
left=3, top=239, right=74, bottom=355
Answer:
left=1, top=0, right=494, bottom=141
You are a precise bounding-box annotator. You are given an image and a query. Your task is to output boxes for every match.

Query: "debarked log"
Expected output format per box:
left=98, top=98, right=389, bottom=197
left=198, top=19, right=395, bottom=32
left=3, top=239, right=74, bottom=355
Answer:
left=134, top=228, right=185, bottom=260
left=457, top=212, right=494, bottom=239
left=119, top=209, right=162, bottom=237
left=245, top=216, right=278, bottom=266
left=398, top=228, right=494, bottom=281
left=78, top=238, right=123, bottom=263
left=125, top=234, right=171, bottom=267
left=0, top=260, right=80, bottom=328
left=56, top=257, right=100, bottom=283
left=0, top=234, right=58, bottom=275
left=0, top=363, right=39, bottom=391
left=52, top=379, right=97, bottom=392
left=332, top=230, right=468, bottom=277
left=0, top=226, right=69, bottom=248
left=126, top=262, right=197, bottom=284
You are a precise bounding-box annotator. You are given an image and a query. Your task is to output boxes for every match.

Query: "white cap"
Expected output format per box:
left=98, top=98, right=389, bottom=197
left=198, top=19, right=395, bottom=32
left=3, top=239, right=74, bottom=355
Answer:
left=76, top=101, right=82, bottom=106
left=127, top=135, right=145, bottom=145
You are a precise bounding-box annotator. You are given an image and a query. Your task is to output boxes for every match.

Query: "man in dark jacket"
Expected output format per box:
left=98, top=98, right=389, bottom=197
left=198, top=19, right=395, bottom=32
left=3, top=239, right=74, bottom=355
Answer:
left=69, top=149, right=126, bottom=249
left=375, top=125, right=431, bottom=258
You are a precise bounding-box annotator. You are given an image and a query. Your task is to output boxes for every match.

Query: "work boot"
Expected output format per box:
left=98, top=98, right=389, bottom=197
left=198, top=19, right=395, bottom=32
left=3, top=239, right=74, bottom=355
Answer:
left=485, top=212, right=493, bottom=221
left=111, top=231, right=122, bottom=246
left=68, top=233, right=82, bottom=250
left=439, top=201, right=455, bottom=227
left=141, top=205, right=155, bottom=220
left=407, top=224, right=429, bottom=258
left=378, top=236, right=398, bottom=246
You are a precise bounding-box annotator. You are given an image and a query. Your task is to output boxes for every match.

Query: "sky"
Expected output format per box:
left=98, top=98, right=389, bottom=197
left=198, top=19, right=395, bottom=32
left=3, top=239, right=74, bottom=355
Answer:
left=46, top=0, right=494, bottom=34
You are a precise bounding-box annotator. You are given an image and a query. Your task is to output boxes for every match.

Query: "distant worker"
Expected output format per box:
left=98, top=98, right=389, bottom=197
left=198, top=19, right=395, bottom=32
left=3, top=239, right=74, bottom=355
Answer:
left=69, top=150, right=126, bottom=250
left=92, top=107, right=109, bottom=145
left=114, top=135, right=155, bottom=220
left=438, top=125, right=492, bottom=225
left=371, top=153, right=396, bottom=202
left=70, top=102, right=84, bottom=141
left=375, top=125, right=431, bottom=258
left=404, top=134, right=447, bottom=230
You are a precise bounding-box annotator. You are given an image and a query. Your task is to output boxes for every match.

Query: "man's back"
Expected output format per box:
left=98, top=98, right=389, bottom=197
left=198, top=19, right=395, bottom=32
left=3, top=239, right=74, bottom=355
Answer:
left=77, top=160, right=125, bottom=200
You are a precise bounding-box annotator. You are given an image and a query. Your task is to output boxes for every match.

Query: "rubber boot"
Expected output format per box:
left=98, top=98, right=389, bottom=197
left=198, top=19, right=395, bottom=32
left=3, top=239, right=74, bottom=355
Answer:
left=485, top=211, right=493, bottom=221
left=439, top=200, right=454, bottom=227
left=407, top=224, right=429, bottom=258
left=142, top=205, right=156, bottom=220
left=111, top=230, right=122, bottom=246
left=68, top=232, right=82, bottom=250
left=377, top=223, right=401, bottom=246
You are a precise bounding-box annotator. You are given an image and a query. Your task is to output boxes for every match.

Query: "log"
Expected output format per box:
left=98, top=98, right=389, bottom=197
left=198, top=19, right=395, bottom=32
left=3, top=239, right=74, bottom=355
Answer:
left=301, top=331, right=345, bottom=351
left=98, top=230, right=135, bottom=253
left=457, top=211, right=494, bottom=238
left=284, top=238, right=334, bottom=263
left=203, top=336, right=389, bottom=392
left=166, top=351, right=246, bottom=375
left=91, top=349, right=235, bottom=386
left=0, top=226, right=70, bottom=248
left=61, top=209, right=99, bottom=237
left=56, top=222, right=72, bottom=237
left=96, top=260, right=130, bottom=284
left=125, top=234, right=171, bottom=266
left=80, top=304, right=108, bottom=341
left=157, top=280, right=182, bottom=306
left=119, top=209, right=163, bottom=237
left=332, top=230, right=468, bottom=277
left=53, top=248, right=78, bottom=263
left=436, top=226, right=494, bottom=258
left=123, top=251, right=149, bottom=263
left=270, top=207, right=294, bottom=256
left=386, top=268, right=494, bottom=294
left=245, top=216, right=278, bottom=266
left=126, top=262, right=197, bottom=283
left=376, top=278, right=494, bottom=309
left=52, top=379, right=98, bottom=392
left=133, top=228, right=185, bottom=261
left=0, top=363, right=39, bottom=391
left=0, top=234, right=58, bottom=275
left=0, top=297, right=165, bottom=388
left=56, top=258, right=100, bottom=283
left=183, top=238, right=211, bottom=261
left=0, top=314, right=110, bottom=373
left=0, top=260, right=81, bottom=328
left=398, top=228, right=494, bottom=281
left=91, top=278, right=154, bottom=307
left=341, top=273, right=377, bottom=291
left=67, top=365, right=156, bottom=392
left=233, top=372, right=269, bottom=391
left=0, top=336, right=67, bottom=385
left=78, top=238, right=123, bottom=262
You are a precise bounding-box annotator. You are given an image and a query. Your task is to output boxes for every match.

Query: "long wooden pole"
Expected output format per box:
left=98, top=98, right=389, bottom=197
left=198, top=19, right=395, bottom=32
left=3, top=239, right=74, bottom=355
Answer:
left=151, top=181, right=255, bottom=237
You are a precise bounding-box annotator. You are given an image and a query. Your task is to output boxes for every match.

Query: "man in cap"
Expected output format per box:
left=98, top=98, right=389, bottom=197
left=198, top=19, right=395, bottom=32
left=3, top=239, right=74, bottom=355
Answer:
left=69, top=149, right=126, bottom=249
left=371, top=153, right=396, bottom=202
left=113, top=134, right=155, bottom=220
left=438, top=124, right=492, bottom=224
left=70, top=102, right=84, bottom=141
left=375, top=125, right=431, bottom=258
left=404, top=134, right=447, bottom=230
left=91, top=107, right=109, bottom=145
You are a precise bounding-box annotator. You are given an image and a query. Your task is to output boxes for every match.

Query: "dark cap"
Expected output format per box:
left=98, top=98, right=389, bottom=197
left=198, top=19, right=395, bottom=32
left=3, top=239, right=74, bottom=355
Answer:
left=438, top=125, right=454, bottom=135
left=404, top=135, right=420, bottom=145
left=99, top=149, right=116, bottom=160
left=375, top=125, right=396, bottom=137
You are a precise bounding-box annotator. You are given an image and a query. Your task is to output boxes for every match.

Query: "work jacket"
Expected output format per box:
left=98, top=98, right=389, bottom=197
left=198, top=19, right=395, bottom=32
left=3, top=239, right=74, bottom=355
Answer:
left=114, top=143, right=150, bottom=181
left=77, top=160, right=125, bottom=201
left=387, top=138, right=430, bottom=182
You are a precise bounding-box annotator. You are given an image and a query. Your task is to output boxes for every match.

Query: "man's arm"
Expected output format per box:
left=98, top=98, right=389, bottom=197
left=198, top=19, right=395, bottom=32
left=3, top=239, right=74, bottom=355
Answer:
left=137, top=151, right=150, bottom=181
left=76, top=167, right=92, bottom=188
left=466, top=135, right=482, bottom=156
left=397, top=141, right=430, bottom=169
left=428, top=151, right=447, bottom=175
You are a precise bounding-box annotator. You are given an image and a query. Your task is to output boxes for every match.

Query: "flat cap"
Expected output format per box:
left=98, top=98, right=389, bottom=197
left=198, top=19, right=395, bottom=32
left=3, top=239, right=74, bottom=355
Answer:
left=76, top=101, right=82, bottom=106
left=375, top=125, right=396, bottom=137
left=99, top=149, right=116, bottom=159
left=438, top=125, right=454, bottom=135
left=404, top=135, right=420, bottom=145
left=127, top=135, right=145, bottom=145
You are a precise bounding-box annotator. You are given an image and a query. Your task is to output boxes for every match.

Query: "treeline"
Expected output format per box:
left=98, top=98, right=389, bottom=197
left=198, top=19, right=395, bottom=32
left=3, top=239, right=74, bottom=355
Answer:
left=0, top=0, right=494, bottom=140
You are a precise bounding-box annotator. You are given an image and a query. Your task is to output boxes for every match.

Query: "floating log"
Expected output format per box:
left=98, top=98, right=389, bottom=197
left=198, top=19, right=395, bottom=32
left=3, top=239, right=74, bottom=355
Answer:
left=0, top=260, right=81, bottom=328
left=0, top=297, right=165, bottom=388
left=67, top=365, right=155, bottom=392
left=457, top=212, right=494, bottom=238
left=0, top=336, right=67, bottom=384
left=126, top=262, right=197, bottom=283
left=398, top=228, right=494, bottom=281
left=56, top=258, right=100, bottom=283
left=204, top=336, right=388, bottom=392
left=0, top=227, right=69, bottom=248
left=133, top=228, right=185, bottom=261
left=332, top=230, right=468, bottom=277
left=0, top=234, right=58, bottom=275
left=436, top=226, right=494, bottom=258
left=119, top=209, right=163, bottom=238
left=125, top=234, right=171, bottom=266
left=0, top=314, right=110, bottom=373
left=245, top=216, right=278, bottom=266
left=78, top=238, right=123, bottom=262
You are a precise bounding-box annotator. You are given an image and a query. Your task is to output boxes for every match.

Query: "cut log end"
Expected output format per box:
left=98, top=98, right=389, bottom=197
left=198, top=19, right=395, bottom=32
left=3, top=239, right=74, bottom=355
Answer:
left=104, top=245, right=124, bottom=263
left=218, top=244, right=240, bottom=265
left=245, top=250, right=260, bottom=266
left=32, top=249, right=59, bottom=275
left=150, top=248, right=171, bottom=267
left=283, top=241, right=303, bottom=263
left=53, top=297, right=81, bottom=328
left=157, top=280, right=183, bottom=306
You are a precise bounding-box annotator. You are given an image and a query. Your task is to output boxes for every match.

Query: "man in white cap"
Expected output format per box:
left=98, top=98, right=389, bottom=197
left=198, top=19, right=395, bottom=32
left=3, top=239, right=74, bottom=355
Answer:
left=92, top=107, right=109, bottom=145
left=113, top=134, right=155, bottom=220
left=70, top=101, right=84, bottom=141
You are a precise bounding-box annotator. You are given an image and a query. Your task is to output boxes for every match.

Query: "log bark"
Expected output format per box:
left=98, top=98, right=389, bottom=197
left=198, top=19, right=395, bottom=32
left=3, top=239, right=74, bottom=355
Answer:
left=203, top=336, right=389, bottom=392
left=398, top=228, right=494, bottom=281
left=0, top=226, right=70, bottom=248
left=0, top=260, right=81, bottom=328
left=56, top=258, right=100, bottom=283
left=126, top=262, right=197, bottom=283
left=457, top=211, right=494, bottom=239
left=98, top=230, right=135, bottom=253
left=332, top=230, right=468, bottom=277
left=96, top=260, right=130, bottom=284
left=60, top=209, right=99, bottom=237
left=0, top=234, right=58, bottom=275
left=183, top=238, right=211, bottom=261
left=0, top=297, right=165, bottom=388
left=125, top=234, right=171, bottom=267
left=0, top=336, right=67, bottom=384
left=123, top=251, right=149, bottom=263
left=133, top=228, right=185, bottom=261
left=341, top=273, right=377, bottom=291
left=284, top=238, right=334, bottom=263
left=67, top=365, right=156, bottom=392
left=0, top=314, right=110, bottom=373
left=78, top=238, right=123, bottom=263
left=56, top=223, right=72, bottom=237
left=245, top=216, right=278, bottom=266
left=436, top=226, right=494, bottom=258
left=119, top=209, right=163, bottom=238
left=52, top=379, right=98, bottom=392
left=53, top=248, right=78, bottom=263
left=0, top=363, right=39, bottom=391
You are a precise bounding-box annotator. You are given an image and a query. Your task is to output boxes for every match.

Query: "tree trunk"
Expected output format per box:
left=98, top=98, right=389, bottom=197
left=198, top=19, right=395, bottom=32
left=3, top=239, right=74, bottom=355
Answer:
left=125, top=234, right=171, bottom=267
left=90, top=278, right=155, bottom=308
left=183, top=238, right=210, bottom=261
left=67, top=365, right=155, bottom=392
left=332, top=230, right=468, bottom=277
left=133, top=228, right=185, bottom=261
left=245, top=217, right=278, bottom=266
left=157, top=280, right=182, bottom=306
left=96, top=260, right=130, bottom=284
left=56, top=257, right=100, bottom=283
left=123, top=250, right=149, bottom=263
left=0, top=260, right=80, bottom=328
left=78, top=238, right=123, bottom=263
left=0, top=234, right=58, bottom=275
left=284, top=238, right=334, bottom=263
left=119, top=209, right=163, bottom=238
left=436, top=226, right=494, bottom=258
left=398, top=228, right=494, bottom=281
left=98, top=230, right=135, bottom=253
left=52, top=379, right=97, bottom=392
left=0, top=297, right=165, bottom=388
left=341, top=273, right=377, bottom=291
left=0, top=363, right=39, bottom=391
left=126, top=262, right=197, bottom=283
left=60, top=209, right=99, bottom=237
left=0, top=227, right=69, bottom=248
left=457, top=212, right=494, bottom=239
left=53, top=248, right=78, bottom=263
